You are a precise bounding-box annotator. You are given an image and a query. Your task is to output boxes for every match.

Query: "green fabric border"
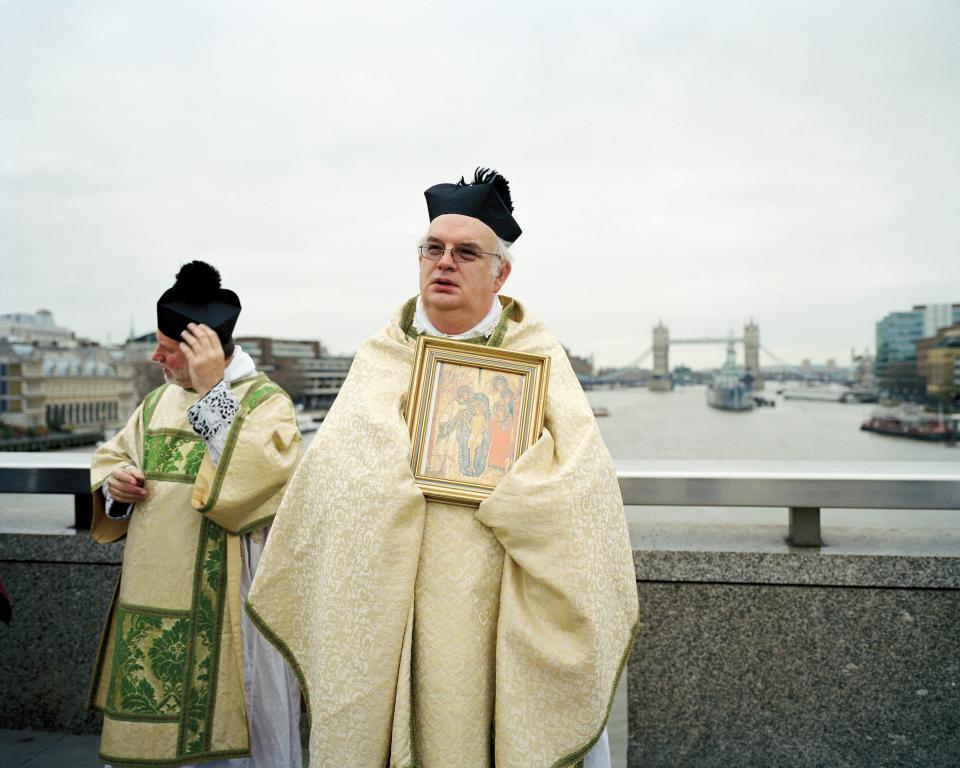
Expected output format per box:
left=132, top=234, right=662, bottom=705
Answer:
left=399, top=295, right=516, bottom=349
left=144, top=472, right=197, bottom=485
left=176, top=524, right=204, bottom=755
left=177, top=518, right=229, bottom=756
left=101, top=709, right=181, bottom=724
left=203, top=523, right=229, bottom=753
left=228, top=373, right=260, bottom=389
left=548, top=613, right=641, bottom=768
left=406, top=627, right=422, bottom=768
left=243, top=601, right=312, bottom=733
left=98, top=746, right=251, bottom=767
left=145, top=428, right=201, bottom=440
left=234, top=513, right=276, bottom=537
left=142, top=384, right=169, bottom=429
left=115, top=601, right=190, bottom=618
left=192, top=374, right=286, bottom=516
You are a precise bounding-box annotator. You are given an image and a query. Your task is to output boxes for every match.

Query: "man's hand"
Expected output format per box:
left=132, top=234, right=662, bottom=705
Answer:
left=107, top=466, right=148, bottom=503
left=180, top=322, right=226, bottom=397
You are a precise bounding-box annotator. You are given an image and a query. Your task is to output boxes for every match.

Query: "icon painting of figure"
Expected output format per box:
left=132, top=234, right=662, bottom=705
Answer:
left=487, top=399, right=516, bottom=474
left=460, top=393, right=490, bottom=476
left=491, top=374, right=515, bottom=418
left=431, top=383, right=474, bottom=477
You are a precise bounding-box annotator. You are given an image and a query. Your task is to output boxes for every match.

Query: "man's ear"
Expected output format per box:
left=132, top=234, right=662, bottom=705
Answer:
left=494, top=259, right=512, bottom=291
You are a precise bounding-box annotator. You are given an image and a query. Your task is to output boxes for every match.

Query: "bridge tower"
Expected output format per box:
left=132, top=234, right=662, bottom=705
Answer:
left=651, top=320, right=672, bottom=392
left=744, top=319, right=761, bottom=391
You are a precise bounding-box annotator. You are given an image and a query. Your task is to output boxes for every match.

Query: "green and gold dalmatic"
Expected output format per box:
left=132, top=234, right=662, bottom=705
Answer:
left=88, top=374, right=301, bottom=767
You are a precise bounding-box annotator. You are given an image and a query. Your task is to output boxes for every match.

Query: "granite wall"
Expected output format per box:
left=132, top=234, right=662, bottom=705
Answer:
left=628, top=524, right=960, bottom=768
left=3, top=525, right=959, bottom=768
left=0, top=533, right=122, bottom=734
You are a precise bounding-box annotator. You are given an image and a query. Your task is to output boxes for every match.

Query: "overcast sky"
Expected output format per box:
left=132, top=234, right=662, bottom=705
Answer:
left=1, top=0, right=958, bottom=369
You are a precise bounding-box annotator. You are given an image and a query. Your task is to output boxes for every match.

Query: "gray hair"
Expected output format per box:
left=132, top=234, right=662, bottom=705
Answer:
left=418, top=232, right=514, bottom=278
left=492, top=237, right=514, bottom=278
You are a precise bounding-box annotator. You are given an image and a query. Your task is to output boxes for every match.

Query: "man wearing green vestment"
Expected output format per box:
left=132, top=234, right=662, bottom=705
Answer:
left=88, top=262, right=303, bottom=767
left=247, top=169, right=639, bottom=767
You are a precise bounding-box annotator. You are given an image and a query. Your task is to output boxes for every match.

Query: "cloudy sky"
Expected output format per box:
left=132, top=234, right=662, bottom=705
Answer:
left=1, top=0, right=957, bottom=369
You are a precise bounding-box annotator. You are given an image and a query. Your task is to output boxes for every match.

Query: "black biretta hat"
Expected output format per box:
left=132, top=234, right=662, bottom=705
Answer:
left=156, top=261, right=241, bottom=344
left=424, top=167, right=522, bottom=243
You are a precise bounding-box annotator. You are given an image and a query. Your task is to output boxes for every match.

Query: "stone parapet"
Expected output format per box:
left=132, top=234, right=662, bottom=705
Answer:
left=2, top=522, right=959, bottom=768
left=628, top=523, right=960, bottom=768
left=0, top=533, right=121, bottom=734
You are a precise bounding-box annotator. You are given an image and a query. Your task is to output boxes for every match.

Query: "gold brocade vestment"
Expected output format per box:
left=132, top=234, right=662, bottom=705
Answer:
left=247, top=296, right=639, bottom=768
left=88, top=374, right=301, bottom=767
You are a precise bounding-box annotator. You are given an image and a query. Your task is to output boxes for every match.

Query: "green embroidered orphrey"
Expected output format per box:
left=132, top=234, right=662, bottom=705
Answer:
left=88, top=374, right=302, bottom=767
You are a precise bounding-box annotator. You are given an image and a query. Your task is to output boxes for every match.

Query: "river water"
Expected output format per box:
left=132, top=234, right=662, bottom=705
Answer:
left=2, top=384, right=957, bottom=533
left=584, top=384, right=958, bottom=529
left=585, top=384, right=954, bottom=462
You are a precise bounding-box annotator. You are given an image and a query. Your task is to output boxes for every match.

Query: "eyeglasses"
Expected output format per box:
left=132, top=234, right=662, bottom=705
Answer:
left=419, top=243, right=497, bottom=264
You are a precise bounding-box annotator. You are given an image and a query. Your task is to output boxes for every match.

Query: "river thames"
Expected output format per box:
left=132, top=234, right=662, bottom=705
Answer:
left=1, top=383, right=956, bottom=533
left=585, top=384, right=958, bottom=530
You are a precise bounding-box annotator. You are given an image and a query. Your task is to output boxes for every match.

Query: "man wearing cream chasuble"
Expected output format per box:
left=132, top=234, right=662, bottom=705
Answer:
left=88, top=261, right=303, bottom=768
left=247, top=168, right=639, bottom=768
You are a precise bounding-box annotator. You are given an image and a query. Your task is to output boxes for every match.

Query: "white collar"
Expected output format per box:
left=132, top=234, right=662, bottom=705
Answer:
left=413, top=296, right=502, bottom=340
left=224, top=345, right=257, bottom=383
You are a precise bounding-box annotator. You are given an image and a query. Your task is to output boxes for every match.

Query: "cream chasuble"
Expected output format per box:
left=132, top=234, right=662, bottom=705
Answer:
left=88, top=374, right=301, bottom=767
left=247, top=296, right=639, bottom=768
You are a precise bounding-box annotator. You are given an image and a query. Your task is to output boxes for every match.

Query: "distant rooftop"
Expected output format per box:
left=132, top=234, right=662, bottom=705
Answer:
left=0, top=309, right=75, bottom=344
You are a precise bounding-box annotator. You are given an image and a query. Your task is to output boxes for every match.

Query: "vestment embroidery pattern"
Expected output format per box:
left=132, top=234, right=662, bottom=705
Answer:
left=180, top=517, right=228, bottom=755
left=105, top=605, right=191, bottom=720
left=142, top=432, right=205, bottom=481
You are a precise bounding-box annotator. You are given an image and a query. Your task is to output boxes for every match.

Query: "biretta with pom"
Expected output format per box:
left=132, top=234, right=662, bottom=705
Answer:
left=156, top=261, right=241, bottom=344
left=424, top=167, right=522, bottom=243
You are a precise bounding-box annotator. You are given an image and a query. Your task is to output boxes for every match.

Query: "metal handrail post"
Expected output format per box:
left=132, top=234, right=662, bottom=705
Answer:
left=788, top=506, right=822, bottom=547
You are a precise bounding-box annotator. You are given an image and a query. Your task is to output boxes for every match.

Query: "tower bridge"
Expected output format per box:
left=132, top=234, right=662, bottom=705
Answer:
left=595, top=320, right=771, bottom=390
left=650, top=319, right=761, bottom=391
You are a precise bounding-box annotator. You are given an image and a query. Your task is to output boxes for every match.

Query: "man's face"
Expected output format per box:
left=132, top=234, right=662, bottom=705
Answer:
left=152, top=329, right=192, bottom=388
left=419, top=214, right=512, bottom=328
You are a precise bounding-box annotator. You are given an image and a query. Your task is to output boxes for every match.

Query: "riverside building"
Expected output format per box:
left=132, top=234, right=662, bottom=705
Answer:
left=875, top=303, right=960, bottom=396
left=0, top=340, right=135, bottom=432
left=236, top=336, right=352, bottom=409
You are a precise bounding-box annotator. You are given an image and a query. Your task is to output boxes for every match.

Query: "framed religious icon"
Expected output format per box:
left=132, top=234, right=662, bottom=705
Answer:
left=405, top=336, right=550, bottom=506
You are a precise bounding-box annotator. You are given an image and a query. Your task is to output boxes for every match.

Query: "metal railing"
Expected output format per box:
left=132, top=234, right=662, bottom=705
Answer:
left=0, top=452, right=95, bottom=528
left=616, top=460, right=960, bottom=545
left=1, top=454, right=959, bottom=545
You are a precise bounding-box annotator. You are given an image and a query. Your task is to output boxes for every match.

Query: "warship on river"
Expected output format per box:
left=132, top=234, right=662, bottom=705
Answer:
left=706, top=342, right=755, bottom=412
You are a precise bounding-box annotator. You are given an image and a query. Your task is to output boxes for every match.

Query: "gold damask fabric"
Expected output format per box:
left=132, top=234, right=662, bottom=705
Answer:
left=247, top=296, right=638, bottom=768
left=87, top=375, right=301, bottom=767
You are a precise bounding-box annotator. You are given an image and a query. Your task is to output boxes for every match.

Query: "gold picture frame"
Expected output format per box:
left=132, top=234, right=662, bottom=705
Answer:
left=405, top=336, right=550, bottom=506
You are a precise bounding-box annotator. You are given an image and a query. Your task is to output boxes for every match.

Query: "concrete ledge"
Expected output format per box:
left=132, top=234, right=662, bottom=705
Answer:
left=0, top=532, right=123, bottom=565
left=632, top=523, right=960, bottom=588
